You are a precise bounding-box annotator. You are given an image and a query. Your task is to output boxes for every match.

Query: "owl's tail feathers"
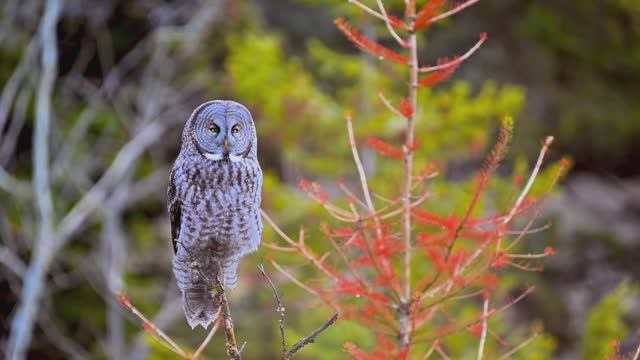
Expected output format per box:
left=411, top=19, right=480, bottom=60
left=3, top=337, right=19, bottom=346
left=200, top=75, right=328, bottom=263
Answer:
left=182, top=288, right=220, bottom=330
left=222, top=257, right=240, bottom=289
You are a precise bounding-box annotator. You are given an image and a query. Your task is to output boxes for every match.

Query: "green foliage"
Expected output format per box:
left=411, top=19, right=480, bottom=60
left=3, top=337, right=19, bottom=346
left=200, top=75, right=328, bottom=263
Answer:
left=582, top=282, right=637, bottom=360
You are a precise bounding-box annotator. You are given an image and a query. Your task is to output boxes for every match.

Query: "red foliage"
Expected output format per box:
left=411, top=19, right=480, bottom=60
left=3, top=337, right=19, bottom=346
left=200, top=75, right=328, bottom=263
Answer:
left=275, top=2, right=561, bottom=359
left=366, top=136, right=404, bottom=160
left=415, top=0, right=447, bottom=30
left=399, top=97, right=413, bottom=118
left=334, top=18, right=409, bottom=65
left=418, top=57, right=461, bottom=87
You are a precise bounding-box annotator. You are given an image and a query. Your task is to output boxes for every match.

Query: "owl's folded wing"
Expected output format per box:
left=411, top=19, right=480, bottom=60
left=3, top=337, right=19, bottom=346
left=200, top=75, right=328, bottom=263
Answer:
left=168, top=168, right=181, bottom=254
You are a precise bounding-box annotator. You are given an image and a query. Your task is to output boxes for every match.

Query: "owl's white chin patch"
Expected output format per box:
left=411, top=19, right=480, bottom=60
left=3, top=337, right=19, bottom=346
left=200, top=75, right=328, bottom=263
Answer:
left=204, top=152, right=223, bottom=161
left=229, top=154, right=244, bottom=162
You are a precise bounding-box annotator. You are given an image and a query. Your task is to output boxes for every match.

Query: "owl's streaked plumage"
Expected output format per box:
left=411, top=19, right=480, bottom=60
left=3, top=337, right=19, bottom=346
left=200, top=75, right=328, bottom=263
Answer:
left=168, top=100, right=262, bottom=329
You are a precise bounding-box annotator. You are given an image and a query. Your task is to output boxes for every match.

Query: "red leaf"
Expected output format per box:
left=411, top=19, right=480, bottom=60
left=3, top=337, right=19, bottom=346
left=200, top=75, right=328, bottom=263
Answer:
left=366, top=136, right=404, bottom=160
left=468, top=323, right=483, bottom=337
left=345, top=235, right=368, bottom=249
left=491, top=253, right=509, bottom=269
left=411, top=208, right=452, bottom=229
left=418, top=57, right=461, bottom=87
left=480, top=272, right=499, bottom=290
left=335, top=18, right=409, bottom=65
left=334, top=226, right=354, bottom=237
left=415, top=0, right=447, bottom=30
left=344, top=342, right=375, bottom=360
left=299, top=179, right=311, bottom=192
left=387, top=15, right=406, bottom=29
left=351, top=254, right=374, bottom=268
left=427, top=249, right=447, bottom=271
left=399, top=97, right=413, bottom=118
left=334, top=278, right=366, bottom=296
left=544, top=246, right=556, bottom=256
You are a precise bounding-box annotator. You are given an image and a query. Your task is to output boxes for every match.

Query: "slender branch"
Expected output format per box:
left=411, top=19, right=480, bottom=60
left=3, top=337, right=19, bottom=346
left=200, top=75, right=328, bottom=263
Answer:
left=495, top=331, right=540, bottom=360
left=271, top=260, right=321, bottom=298
left=477, top=297, right=489, bottom=360
left=285, top=313, right=339, bottom=359
left=213, top=276, right=241, bottom=360
left=418, top=34, right=486, bottom=73
left=375, top=0, right=406, bottom=46
left=428, top=0, right=481, bottom=24
left=632, top=338, right=640, bottom=360
left=399, top=3, right=418, bottom=351
left=377, top=90, right=405, bottom=118
left=347, top=0, right=387, bottom=22
left=116, top=292, right=188, bottom=358
left=503, top=136, right=553, bottom=226
left=435, top=345, right=451, bottom=360
left=345, top=112, right=378, bottom=223
left=422, top=340, right=439, bottom=360
left=258, top=264, right=287, bottom=359
left=192, top=318, right=221, bottom=359
left=0, top=166, right=31, bottom=197
left=7, top=1, right=62, bottom=357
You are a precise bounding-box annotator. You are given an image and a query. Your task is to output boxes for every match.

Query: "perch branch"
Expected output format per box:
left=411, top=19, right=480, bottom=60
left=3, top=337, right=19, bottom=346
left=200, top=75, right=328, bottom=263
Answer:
left=213, top=276, right=241, bottom=360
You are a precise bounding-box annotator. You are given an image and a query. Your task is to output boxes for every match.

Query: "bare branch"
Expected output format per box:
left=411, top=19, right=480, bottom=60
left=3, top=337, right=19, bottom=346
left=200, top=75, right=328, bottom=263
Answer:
left=418, top=33, right=486, bottom=73
left=258, top=264, right=287, bottom=359
left=496, top=331, right=540, bottom=360
left=7, top=0, right=62, bottom=357
left=477, top=297, right=489, bottom=360
left=285, top=313, right=339, bottom=359
left=192, top=318, right=221, bottom=359
left=428, top=0, right=481, bottom=24
left=375, top=0, right=406, bottom=46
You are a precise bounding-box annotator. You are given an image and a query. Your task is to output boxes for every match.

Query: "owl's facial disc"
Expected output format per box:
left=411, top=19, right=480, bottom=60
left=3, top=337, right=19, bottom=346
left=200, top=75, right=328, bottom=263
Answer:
left=192, top=101, right=254, bottom=162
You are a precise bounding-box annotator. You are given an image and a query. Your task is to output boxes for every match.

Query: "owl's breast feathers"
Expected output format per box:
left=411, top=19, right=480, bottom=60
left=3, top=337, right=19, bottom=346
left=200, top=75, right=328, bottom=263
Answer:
left=168, top=155, right=263, bottom=258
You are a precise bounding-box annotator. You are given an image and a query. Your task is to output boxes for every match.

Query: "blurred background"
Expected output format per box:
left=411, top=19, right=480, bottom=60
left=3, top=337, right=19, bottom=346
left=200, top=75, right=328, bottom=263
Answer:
left=1, top=0, right=639, bottom=359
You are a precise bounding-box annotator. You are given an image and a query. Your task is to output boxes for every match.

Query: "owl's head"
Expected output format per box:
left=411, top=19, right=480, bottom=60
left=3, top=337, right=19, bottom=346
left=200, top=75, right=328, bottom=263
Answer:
left=184, top=100, right=257, bottom=161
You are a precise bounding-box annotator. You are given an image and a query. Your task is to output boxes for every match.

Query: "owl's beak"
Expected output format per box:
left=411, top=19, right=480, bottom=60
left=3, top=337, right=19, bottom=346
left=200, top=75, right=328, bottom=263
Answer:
left=223, top=139, right=230, bottom=151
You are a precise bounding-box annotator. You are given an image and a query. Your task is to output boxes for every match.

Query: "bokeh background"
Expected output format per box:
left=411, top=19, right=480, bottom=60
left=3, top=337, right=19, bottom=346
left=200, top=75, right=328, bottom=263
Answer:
left=1, top=0, right=639, bottom=359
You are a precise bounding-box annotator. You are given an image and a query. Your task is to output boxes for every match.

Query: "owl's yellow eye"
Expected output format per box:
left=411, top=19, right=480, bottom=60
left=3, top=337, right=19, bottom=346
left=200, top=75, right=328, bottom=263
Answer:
left=207, top=124, right=220, bottom=134
left=231, top=124, right=240, bottom=135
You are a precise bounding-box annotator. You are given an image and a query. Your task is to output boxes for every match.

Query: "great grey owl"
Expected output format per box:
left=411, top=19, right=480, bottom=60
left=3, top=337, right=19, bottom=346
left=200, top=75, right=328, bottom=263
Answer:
left=168, top=100, right=263, bottom=329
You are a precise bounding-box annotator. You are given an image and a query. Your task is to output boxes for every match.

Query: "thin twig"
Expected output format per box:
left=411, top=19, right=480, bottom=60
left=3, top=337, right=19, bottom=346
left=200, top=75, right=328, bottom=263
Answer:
left=375, top=0, right=406, bottom=46
left=6, top=1, right=62, bottom=357
left=477, top=297, right=489, bottom=360
left=258, top=264, right=287, bottom=359
left=347, top=0, right=387, bottom=22
left=632, top=338, right=640, bottom=360
left=418, top=34, right=486, bottom=73
left=422, top=340, right=440, bottom=360
left=116, top=292, right=188, bottom=358
left=428, top=0, right=481, bottom=24
left=503, top=136, right=554, bottom=226
left=435, top=345, right=451, bottom=360
left=285, top=313, right=339, bottom=359
left=495, top=331, right=540, bottom=360
left=377, top=90, right=405, bottom=118
left=498, top=136, right=553, bottom=251
left=192, top=318, right=221, bottom=359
